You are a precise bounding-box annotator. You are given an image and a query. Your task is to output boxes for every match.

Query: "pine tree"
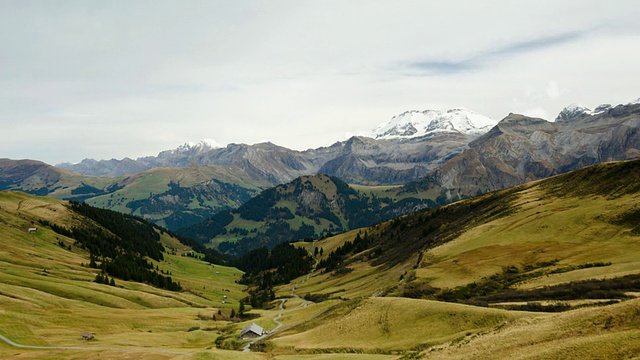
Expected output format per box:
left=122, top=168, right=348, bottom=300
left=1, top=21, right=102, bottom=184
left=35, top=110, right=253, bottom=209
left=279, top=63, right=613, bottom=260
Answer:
left=238, top=301, right=245, bottom=317
left=94, top=273, right=104, bottom=284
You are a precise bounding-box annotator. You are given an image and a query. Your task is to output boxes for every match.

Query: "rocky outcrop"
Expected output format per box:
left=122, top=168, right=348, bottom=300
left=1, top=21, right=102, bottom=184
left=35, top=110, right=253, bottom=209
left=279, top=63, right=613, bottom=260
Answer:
left=319, top=134, right=473, bottom=185
left=429, top=102, right=640, bottom=199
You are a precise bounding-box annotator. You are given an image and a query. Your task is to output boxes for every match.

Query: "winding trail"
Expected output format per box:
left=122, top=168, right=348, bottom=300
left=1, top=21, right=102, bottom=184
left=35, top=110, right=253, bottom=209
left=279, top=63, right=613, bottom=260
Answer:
left=0, top=333, right=189, bottom=355
left=242, top=298, right=286, bottom=352
left=243, top=245, right=320, bottom=352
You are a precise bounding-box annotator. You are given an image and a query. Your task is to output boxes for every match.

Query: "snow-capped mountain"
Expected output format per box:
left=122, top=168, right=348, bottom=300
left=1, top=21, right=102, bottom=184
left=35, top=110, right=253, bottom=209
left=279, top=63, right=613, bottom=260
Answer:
left=555, top=103, right=612, bottom=122
left=372, top=108, right=497, bottom=139
left=174, top=139, right=222, bottom=152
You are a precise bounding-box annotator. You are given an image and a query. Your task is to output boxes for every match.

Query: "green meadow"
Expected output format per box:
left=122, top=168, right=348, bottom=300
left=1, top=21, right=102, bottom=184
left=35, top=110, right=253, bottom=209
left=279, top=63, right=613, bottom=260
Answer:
left=2, top=160, right=640, bottom=359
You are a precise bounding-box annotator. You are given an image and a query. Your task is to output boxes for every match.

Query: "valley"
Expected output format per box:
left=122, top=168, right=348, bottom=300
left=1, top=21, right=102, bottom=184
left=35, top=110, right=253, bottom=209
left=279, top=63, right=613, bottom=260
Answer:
left=3, top=2, right=640, bottom=358
left=0, top=101, right=639, bottom=359
left=1, top=159, right=639, bottom=359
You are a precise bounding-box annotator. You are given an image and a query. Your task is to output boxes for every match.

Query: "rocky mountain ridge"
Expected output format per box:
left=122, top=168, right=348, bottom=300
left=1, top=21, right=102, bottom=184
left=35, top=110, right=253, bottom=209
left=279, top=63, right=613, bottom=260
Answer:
left=57, top=107, right=497, bottom=186
left=422, top=101, right=640, bottom=199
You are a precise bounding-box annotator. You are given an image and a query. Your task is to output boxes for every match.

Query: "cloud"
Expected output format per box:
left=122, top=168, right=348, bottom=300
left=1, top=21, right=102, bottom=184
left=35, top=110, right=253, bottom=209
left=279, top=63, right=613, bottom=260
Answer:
left=546, top=81, right=561, bottom=99
left=1, top=1, right=640, bottom=164
left=397, top=30, right=591, bottom=76
left=483, top=31, right=587, bottom=58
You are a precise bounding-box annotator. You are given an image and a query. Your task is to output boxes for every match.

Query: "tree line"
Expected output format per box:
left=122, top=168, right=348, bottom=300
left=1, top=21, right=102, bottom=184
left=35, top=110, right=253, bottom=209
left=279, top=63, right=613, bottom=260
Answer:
left=235, top=242, right=314, bottom=309
left=41, top=201, right=181, bottom=291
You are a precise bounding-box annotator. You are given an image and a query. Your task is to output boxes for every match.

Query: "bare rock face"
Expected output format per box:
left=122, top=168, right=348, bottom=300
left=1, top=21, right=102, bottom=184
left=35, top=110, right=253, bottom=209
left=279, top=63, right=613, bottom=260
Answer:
left=319, top=133, right=474, bottom=185
left=430, top=102, right=640, bottom=199
left=58, top=129, right=483, bottom=186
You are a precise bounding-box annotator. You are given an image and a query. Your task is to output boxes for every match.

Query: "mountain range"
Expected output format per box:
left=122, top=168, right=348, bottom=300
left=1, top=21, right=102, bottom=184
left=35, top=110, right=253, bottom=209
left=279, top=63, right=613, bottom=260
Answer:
left=423, top=101, right=640, bottom=199
left=164, top=99, right=640, bottom=256
left=2, top=99, right=639, bottom=244
left=57, top=108, right=497, bottom=186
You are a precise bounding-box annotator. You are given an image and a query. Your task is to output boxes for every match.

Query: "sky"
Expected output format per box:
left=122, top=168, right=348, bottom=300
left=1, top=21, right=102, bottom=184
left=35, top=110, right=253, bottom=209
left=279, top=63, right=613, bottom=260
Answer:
left=1, top=1, right=639, bottom=165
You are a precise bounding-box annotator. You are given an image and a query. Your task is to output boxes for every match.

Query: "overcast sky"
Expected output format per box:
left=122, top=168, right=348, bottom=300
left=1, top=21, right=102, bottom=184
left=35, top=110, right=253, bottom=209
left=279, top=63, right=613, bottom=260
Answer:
left=1, top=1, right=639, bottom=165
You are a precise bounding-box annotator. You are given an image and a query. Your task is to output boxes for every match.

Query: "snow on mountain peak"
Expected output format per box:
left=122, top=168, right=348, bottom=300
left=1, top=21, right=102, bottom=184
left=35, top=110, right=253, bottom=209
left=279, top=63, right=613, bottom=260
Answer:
left=175, top=139, right=222, bottom=152
left=555, top=102, right=617, bottom=122
left=555, top=104, right=593, bottom=122
left=372, top=108, right=497, bottom=139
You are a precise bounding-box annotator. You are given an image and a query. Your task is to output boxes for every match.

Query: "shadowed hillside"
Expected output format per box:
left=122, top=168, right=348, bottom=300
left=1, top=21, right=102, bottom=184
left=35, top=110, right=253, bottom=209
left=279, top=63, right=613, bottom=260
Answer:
left=178, top=174, right=432, bottom=257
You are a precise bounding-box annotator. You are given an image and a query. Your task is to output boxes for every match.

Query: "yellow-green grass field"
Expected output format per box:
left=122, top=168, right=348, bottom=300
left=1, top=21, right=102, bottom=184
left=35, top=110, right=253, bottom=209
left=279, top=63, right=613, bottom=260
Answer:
left=262, top=161, right=640, bottom=357
left=270, top=297, right=533, bottom=353
left=4, top=159, right=640, bottom=359
left=416, top=186, right=640, bottom=289
left=0, top=191, right=257, bottom=359
left=419, top=296, right=640, bottom=359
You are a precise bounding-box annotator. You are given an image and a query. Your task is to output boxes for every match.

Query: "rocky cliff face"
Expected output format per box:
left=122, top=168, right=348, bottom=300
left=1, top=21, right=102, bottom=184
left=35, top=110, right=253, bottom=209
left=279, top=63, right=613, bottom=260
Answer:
left=429, top=102, right=640, bottom=199
left=319, top=133, right=473, bottom=185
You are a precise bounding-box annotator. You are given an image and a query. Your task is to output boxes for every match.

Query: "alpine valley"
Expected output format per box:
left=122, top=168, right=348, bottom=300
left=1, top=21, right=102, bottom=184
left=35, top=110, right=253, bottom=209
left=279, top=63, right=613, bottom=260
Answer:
left=1, top=98, right=640, bottom=359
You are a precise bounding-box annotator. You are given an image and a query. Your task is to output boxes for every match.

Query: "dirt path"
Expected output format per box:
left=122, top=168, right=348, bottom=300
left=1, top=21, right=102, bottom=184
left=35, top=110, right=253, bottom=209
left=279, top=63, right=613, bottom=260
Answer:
left=0, top=333, right=189, bottom=355
left=242, top=298, right=286, bottom=352
left=243, top=246, right=319, bottom=352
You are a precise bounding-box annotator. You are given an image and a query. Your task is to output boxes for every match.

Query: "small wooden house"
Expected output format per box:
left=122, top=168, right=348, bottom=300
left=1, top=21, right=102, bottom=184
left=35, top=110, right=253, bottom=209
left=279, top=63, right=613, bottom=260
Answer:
left=81, top=332, right=95, bottom=341
left=240, top=323, right=263, bottom=339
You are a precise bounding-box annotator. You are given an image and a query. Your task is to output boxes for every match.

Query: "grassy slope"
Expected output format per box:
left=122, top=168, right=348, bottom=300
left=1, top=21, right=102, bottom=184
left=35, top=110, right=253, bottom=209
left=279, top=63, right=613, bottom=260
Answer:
left=3, top=159, right=640, bottom=359
left=1, top=160, right=266, bottom=230
left=416, top=168, right=640, bottom=289
left=423, top=297, right=640, bottom=360
left=87, top=165, right=264, bottom=215
left=0, top=191, right=253, bottom=359
left=272, top=297, right=531, bottom=353
left=264, top=160, right=640, bottom=358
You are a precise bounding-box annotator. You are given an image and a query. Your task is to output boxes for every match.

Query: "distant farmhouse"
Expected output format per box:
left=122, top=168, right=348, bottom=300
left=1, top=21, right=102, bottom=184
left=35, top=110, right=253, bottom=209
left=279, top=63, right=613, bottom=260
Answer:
left=240, top=323, right=263, bottom=339
left=28, top=227, right=37, bottom=233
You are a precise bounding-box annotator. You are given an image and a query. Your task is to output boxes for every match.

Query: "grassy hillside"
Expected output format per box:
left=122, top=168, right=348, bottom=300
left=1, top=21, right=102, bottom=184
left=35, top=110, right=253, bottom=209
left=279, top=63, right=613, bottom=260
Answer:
left=0, top=191, right=255, bottom=359
left=271, top=297, right=531, bottom=353
left=258, top=159, right=640, bottom=358
left=3, top=159, right=640, bottom=359
left=0, top=159, right=266, bottom=230
left=85, top=165, right=264, bottom=229
left=417, top=297, right=640, bottom=359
